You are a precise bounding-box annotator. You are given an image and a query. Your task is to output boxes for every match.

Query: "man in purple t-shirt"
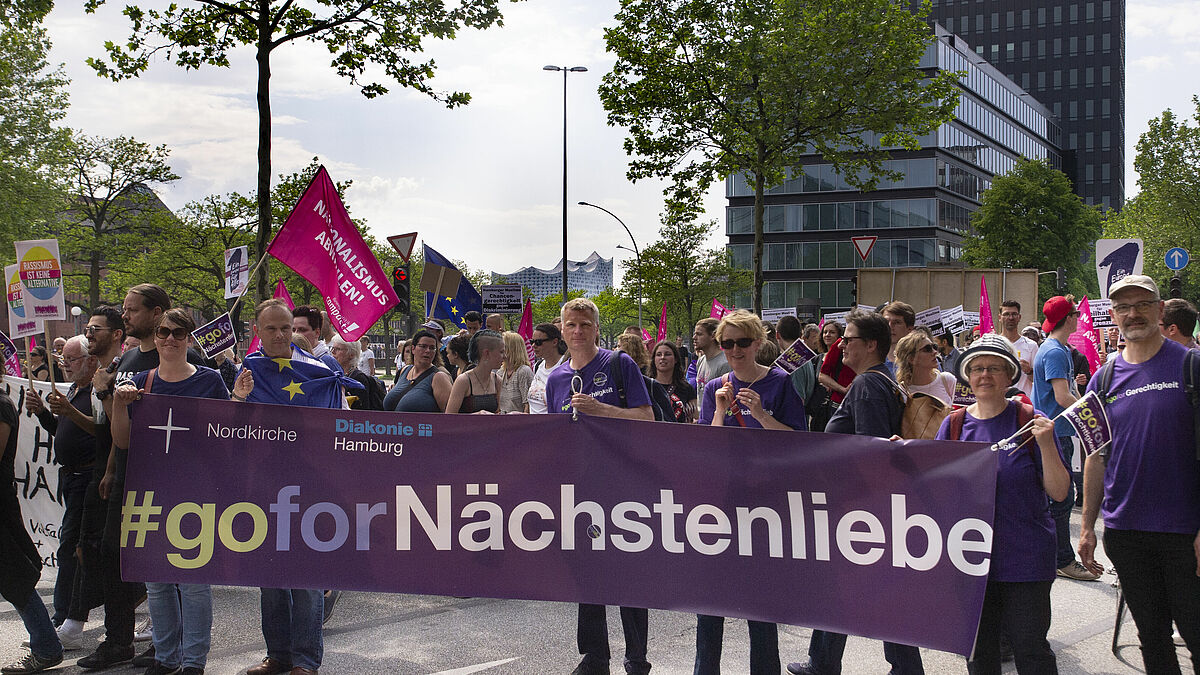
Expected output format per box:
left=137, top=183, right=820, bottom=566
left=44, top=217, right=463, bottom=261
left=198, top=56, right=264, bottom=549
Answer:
left=1080, top=275, right=1200, bottom=673
left=545, top=298, right=653, bottom=675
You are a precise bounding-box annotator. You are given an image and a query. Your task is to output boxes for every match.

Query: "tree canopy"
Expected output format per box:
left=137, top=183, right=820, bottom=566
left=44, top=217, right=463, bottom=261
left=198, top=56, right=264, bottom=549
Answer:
left=961, top=158, right=1102, bottom=299
left=85, top=0, right=518, bottom=300
left=599, top=0, right=958, bottom=311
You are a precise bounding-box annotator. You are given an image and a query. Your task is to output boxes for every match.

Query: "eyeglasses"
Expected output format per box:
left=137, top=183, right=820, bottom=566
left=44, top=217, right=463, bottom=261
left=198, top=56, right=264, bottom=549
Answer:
left=531, top=338, right=553, bottom=346
left=1112, top=299, right=1160, bottom=315
left=64, top=354, right=88, bottom=365
left=413, top=342, right=438, bottom=350
left=719, top=338, right=755, bottom=350
left=841, top=336, right=867, bottom=343
left=84, top=326, right=112, bottom=335
left=968, top=365, right=1008, bottom=375
left=919, top=344, right=937, bottom=353
left=155, top=326, right=189, bottom=341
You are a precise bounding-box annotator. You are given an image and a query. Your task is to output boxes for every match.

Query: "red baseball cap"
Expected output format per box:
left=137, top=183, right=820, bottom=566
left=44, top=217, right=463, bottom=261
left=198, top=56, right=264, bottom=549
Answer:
left=1041, top=296, right=1075, bottom=333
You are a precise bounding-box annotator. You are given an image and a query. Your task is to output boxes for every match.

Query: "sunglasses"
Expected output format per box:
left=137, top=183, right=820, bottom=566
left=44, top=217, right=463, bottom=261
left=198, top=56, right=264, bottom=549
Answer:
left=719, top=338, right=755, bottom=350
left=155, top=326, right=189, bottom=341
left=919, top=344, right=937, bottom=353
left=531, top=338, right=553, bottom=346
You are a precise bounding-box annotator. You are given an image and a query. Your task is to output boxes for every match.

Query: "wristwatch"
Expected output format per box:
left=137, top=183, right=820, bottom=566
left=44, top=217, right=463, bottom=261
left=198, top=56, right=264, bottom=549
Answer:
left=95, top=388, right=113, bottom=400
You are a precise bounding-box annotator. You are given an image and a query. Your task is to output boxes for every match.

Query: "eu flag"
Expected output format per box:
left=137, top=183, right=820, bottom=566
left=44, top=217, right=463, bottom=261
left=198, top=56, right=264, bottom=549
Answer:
left=239, top=344, right=359, bottom=409
left=423, top=243, right=482, bottom=329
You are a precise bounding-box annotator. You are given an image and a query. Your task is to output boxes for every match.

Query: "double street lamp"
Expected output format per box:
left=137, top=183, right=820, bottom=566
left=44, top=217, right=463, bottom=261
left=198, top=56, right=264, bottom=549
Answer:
left=578, top=200, right=642, bottom=330
left=543, top=64, right=588, bottom=302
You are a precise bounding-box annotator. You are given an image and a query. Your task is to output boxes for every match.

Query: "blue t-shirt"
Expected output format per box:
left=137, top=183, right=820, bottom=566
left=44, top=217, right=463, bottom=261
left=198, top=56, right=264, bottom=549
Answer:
left=936, top=401, right=1065, bottom=582
left=699, top=367, right=808, bottom=430
left=132, top=366, right=229, bottom=401
left=544, top=349, right=651, bottom=415
left=826, top=364, right=903, bottom=438
left=1086, top=338, right=1200, bottom=534
left=1032, top=337, right=1075, bottom=437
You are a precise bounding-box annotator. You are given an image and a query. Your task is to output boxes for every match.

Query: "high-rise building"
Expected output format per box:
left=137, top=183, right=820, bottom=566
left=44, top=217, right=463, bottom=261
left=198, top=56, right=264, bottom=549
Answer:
left=492, top=252, right=614, bottom=301
left=925, top=0, right=1125, bottom=209
left=725, top=27, right=1061, bottom=311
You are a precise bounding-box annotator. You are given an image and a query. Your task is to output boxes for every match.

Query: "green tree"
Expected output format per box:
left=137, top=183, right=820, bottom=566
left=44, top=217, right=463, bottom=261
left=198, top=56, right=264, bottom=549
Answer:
left=592, top=287, right=640, bottom=346
left=60, top=134, right=180, bottom=308
left=0, top=21, right=70, bottom=250
left=623, top=209, right=751, bottom=341
left=530, top=290, right=586, bottom=327
left=961, top=158, right=1102, bottom=300
left=599, top=0, right=958, bottom=312
left=1103, top=97, right=1200, bottom=299
left=85, top=0, right=517, bottom=299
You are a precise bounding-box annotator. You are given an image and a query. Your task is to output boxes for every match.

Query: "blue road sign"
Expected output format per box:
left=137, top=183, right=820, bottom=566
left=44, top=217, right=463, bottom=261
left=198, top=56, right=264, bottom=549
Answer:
left=1165, top=247, right=1190, bottom=271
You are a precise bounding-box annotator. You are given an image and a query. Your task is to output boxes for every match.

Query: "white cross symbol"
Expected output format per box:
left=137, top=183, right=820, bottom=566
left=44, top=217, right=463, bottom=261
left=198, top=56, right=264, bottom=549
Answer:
left=147, top=408, right=190, bottom=454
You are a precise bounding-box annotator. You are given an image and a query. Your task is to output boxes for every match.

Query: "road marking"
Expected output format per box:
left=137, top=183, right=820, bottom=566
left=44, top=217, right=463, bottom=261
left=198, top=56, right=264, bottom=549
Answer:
left=429, top=657, right=520, bottom=674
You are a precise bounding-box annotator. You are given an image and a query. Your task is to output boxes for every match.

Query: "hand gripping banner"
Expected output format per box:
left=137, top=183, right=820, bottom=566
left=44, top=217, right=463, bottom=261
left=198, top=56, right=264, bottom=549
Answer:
left=121, top=395, right=998, bottom=655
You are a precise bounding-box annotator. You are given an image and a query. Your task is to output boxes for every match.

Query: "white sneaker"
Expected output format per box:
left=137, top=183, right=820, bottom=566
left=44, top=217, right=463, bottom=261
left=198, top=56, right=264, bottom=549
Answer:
left=55, top=622, right=84, bottom=650
left=134, top=617, right=153, bottom=642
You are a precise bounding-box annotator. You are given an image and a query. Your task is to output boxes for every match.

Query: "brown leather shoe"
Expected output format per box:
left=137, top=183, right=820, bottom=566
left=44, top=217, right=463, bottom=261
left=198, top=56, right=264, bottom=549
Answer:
left=289, top=668, right=318, bottom=675
left=246, top=657, right=292, bottom=675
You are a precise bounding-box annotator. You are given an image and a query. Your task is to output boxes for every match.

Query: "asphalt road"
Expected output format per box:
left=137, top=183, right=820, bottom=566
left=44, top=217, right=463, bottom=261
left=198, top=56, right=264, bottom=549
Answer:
left=1, top=512, right=1192, bottom=674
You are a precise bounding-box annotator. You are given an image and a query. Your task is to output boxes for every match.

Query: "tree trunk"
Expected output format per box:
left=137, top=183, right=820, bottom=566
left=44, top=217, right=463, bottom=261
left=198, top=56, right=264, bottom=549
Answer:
left=254, top=9, right=273, bottom=301
left=752, top=170, right=765, bottom=313
left=89, top=248, right=102, bottom=309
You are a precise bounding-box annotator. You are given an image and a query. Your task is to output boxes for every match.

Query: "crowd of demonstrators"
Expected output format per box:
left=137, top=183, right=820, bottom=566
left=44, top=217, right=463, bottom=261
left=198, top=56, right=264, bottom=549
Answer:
left=894, top=330, right=957, bottom=405
left=647, top=340, right=697, bottom=423
left=110, top=308, right=241, bottom=675
left=936, top=334, right=1069, bottom=674
left=998, top=301, right=1040, bottom=398
left=497, top=331, right=533, bottom=413
left=23, top=336, right=98, bottom=647
left=1031, top=295, right=1100, bottom=582
left=526, top=323, right=568, bottom=415
left=384, top=330, right=453, bottom=413
left=445, top=330, right=503, bottom=414
left=545, top=298, right=653, bottom=675
left=1081, top=275, right=1200, bottom=674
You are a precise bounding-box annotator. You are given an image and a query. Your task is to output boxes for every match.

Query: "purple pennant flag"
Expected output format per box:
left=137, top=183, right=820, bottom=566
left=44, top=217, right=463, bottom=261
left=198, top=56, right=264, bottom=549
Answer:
left=1060, top=390, right=1113, bottom=456
left=775, top=338, right=818, bottom=373
left=121, top=394, right=998, bottom=656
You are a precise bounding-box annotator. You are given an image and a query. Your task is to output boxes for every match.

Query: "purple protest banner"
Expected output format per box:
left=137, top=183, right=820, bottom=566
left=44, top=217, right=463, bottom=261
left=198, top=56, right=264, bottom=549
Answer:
left=122, top=395, right=997, bottom=656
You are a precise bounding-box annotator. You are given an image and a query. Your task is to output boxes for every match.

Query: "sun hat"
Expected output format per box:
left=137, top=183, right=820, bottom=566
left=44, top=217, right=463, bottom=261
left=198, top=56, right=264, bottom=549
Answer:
left=956, top=333, right=1022, bottom=387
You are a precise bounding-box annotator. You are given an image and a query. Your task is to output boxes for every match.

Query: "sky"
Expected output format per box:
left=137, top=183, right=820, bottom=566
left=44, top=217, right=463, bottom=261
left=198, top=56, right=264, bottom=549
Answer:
left=42, top=0, right=1200, bottom=288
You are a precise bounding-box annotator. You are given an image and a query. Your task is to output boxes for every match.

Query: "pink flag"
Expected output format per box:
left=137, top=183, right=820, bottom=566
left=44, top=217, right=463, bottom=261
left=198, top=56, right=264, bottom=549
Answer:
left=248, top=279, right=296, bottom=354
left=641, top=328, right=652, bottom=343
left=29, top=335, right=37, bottom=350
left=710, top=298, right=729, bottom=319
left=0, top=331, right=21, bottom=377
left=267, top=166, right=398, bottom=342
left=517, top=299, right=536, bottom=366
left=978, top=276, right=994, bottom=334
left=656, top=302, right=668, bottom=344
left=1068, top=296, right=1102, bottom=375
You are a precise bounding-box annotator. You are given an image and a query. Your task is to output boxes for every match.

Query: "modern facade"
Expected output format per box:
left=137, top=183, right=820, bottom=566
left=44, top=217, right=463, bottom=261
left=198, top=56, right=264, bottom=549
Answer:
left=492, top=251, right=614, bottom=301
left=925, top=0, right=1125, bottom=210
left=726, top=26, right=1062, bottom=312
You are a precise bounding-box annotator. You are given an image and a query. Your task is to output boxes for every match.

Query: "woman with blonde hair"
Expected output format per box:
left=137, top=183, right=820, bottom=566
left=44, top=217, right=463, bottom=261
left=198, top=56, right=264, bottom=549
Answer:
left=616, top=332, right=650, bottom=371
left=498, top=331, right=534, bottom=414
left=895, top=329, right=957, bottom=405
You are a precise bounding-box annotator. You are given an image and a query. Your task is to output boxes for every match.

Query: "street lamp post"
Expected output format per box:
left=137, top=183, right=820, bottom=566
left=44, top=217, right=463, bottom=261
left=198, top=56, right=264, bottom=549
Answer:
left=544, top=64, right=588, bottom=303
left=578, top=200, right=642, bottom=330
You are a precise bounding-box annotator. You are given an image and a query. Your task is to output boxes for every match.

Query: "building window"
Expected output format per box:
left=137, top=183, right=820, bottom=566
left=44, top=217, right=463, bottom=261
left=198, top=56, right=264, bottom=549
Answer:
left=1022, top=9, right=1031, bottom=28
left=1086, top=35, right=1095, bottom=54
left=1070, top=101, right=1078, bottom=120
left=1102, top=98, right=1111, bottom=117
left=1038, top=39, right=1046, bottom=57
left=1086, top=132, right=1094, bottom=150
left=1021, top=41, right=1030, bottom=59
left=1053, top=6, right=1062, bottom=24
left=1006, top=10, right=1014, bottom=28
left=1038, top=71, right=1046, bottom=88
left=1102, top=130, right=1111, bottom=149
left=1102, top=163, right=1111, bottom=180
left=1069, top=36, right=1078, bottom=56
left=1102, top=1, right=1111, bottom=19
left=1102, top=66, right=1111, bottom=85
left=1037, top=7, right=1046, bottom=26
left=1087, top=2, right=1096, bottom=21
left=991, top=12, right=999, bottom=29
left=1053, top=38, right=1062, bottom=57
left=1054, top=70, right=1062, bottom=87
left=1102, top=33, right=1111, bottom=51
left=1070, top=4, right=1079, bottom=23
left=1070, top=69, right=1078, bottom=87
left=1086, top=67, right=1094, bottom=86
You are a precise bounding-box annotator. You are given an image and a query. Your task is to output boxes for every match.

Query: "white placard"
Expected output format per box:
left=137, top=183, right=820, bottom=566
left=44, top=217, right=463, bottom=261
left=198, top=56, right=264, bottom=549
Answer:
left=915, top=306, right=943, bottom=327
left=224, top=245, right=250, bottom=299
left=1095, top=238, right=1144, bottom=299
left=6, top=263, right=41, bottom=339
left=963, top=310, right=980, bottom=327
left=761, top=307, right=797, bottom=322
left=941, top=305, right=965, bottom=334
left=13, top=239, right=65, bottom=321
left=821, top=311, right=848, bottom=325
left=481, top=284, right=523, bottom=314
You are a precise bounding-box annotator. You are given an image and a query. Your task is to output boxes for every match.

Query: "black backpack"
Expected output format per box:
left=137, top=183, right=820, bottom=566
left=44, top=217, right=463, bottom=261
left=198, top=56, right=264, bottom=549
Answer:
left=1095, top=347, right=1200, bottom=460
left=610, top=350, right=673, bottom=422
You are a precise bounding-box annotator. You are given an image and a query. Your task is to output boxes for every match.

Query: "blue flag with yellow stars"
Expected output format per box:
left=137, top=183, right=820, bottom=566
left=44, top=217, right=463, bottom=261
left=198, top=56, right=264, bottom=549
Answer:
left=422, top=243, right=482, bottom=329
left=239, top=344, right=358, bottom=409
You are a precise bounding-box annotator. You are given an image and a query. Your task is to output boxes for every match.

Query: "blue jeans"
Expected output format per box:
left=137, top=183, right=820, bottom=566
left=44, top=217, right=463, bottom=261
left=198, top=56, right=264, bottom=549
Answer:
left=16, top=589, right=62, bottom=661
left=147, top=582, right=212, bottom=669
left=1049, top=436, right=1077, bottom=568
left=694, top=614, right=779, bottom=675
left=807, top=630, right=923, bottom=675
left=260, top=588, right=323, bottom=670
left=52, top=469, right=89, bottom=624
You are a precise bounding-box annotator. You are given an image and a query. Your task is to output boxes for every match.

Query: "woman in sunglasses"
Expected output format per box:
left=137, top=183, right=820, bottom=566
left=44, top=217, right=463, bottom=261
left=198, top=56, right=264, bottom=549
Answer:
left=110, top=308, right=249, bottom=675
left=695, top=311, right=805, bottom=675
left=894, top=329, right=957, bottom=405
left=935, top=333, right=1068, bottom=674
left=526, top=323, right=568, bottom=414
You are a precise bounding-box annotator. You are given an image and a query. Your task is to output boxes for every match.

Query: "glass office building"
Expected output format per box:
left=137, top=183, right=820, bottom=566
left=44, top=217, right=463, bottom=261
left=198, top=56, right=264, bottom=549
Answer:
left=725, top=26, right=1062, bottom=311
left=925, top=0, right=1125, bottom=210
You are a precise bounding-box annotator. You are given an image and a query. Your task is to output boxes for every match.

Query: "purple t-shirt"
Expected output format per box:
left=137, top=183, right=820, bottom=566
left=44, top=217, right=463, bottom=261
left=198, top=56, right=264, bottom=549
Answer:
left=936, top=401, right=1065, bottom=582
left=545, top=349, right=651, bottom=415
left=699, top=367, right=808, bottom=430
left=1086, top=338, right=1200, bottom=534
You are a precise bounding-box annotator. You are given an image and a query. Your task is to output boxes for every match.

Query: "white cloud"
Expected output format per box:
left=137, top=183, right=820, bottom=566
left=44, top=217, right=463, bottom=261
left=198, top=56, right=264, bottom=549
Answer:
left=1131, top=55, right=1173, bottom=71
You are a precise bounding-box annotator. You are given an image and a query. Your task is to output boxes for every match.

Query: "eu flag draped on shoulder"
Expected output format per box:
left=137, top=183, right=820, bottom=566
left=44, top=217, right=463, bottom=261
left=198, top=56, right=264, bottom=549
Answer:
left=240, top=343, right=359, bottom=408
left=422, top=243, right=482, bottom=330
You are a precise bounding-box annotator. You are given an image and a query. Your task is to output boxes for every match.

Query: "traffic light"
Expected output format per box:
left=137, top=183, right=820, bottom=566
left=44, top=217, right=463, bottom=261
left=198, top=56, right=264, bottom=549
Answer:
left=1170, top=275, right=1183, bottom=299
left=392, top=264, right=410, bottom=313
left=1055, top=267, right=1067, bottom=293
